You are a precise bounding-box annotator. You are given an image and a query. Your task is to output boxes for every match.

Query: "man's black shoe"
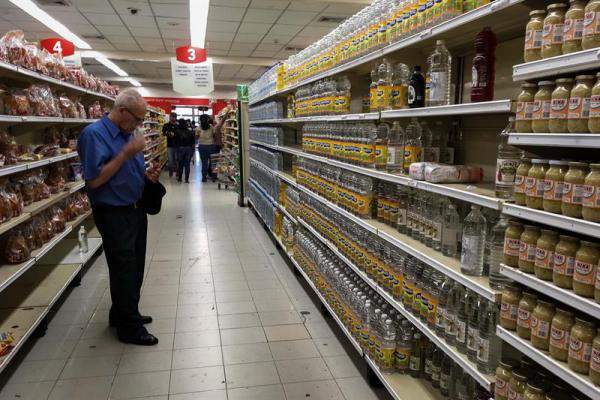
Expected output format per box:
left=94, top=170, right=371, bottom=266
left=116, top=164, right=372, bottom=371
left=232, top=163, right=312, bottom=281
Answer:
left=120, top=332, right=159, bottom=346
left=109, top=315, right=153, bottom=327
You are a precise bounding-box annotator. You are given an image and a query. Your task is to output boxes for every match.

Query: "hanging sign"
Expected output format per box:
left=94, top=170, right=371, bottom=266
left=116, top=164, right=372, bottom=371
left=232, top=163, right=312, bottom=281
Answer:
left=39, top=37, right=81, bottom=68
left=171, top=46, right=213, bottom=95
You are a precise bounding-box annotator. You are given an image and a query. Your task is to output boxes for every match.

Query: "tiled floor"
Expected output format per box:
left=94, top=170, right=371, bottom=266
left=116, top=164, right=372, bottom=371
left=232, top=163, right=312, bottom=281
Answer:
left=0, top=165, right=391, bottom=400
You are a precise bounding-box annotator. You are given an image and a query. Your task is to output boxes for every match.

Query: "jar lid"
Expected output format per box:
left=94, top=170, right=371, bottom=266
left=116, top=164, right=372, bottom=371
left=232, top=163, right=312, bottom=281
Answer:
left=532, top=158, right=549, bottom=164
left=540, top=229, right=558, bottom=236
left=538, top=80, right=556, bottom=86
left=580, top=240, right=600, bottom=247
left=512, top=370, right=528, bottom=381
left=537, top=299, right=555, bottom=308
left=521, top=157, right=532, bottom=163
left=589, top=163, right=600, bottom=169
left=558, top=234, right=579, bottom=241
left=575, top=317, right=595, bottom=327
left=549, top=160, right=569, bottom=166
left=556, top=307, right=574, bottom=316
left=547, top=3, right=568, bottom=10
left=526, top=382, right=545, bottom=393
left=555, top=78, right=573, bottom=84
left=568, top=161, right=589, bottom=167
left=524, top=224, right=540, bottom=230
left=529, top=9, right=546, bottom=17
left=508, top=220, right=524, bottom=226
left=523, top=291, right=538, bottom=299
left=575, top=74, right=596, bottom=81
left=521, top=82, right=537, bottom=88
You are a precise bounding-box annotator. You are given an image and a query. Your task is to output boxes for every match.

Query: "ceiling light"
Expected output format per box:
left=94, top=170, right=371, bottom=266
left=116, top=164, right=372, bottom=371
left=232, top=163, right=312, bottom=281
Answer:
left=9, top=0, right=91, bottom=49
left=128, top=78, right=142, bottom=87
left=83, top=51, right=128, bottom=76
left=189, top=0, right=209, bottom=48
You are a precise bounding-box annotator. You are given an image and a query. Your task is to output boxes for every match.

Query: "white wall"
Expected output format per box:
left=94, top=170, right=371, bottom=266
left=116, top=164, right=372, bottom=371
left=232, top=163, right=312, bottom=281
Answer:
left=137, top=85, right=237, bottom=99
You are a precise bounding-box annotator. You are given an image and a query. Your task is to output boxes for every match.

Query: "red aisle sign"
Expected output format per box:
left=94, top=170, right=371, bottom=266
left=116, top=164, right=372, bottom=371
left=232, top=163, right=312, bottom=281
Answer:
left=40, top=38, right=75, bottom=56
left=176, top=46, right=207, bottom=64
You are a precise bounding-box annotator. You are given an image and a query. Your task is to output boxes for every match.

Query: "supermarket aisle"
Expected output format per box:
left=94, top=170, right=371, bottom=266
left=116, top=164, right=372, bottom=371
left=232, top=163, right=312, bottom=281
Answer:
left=0, top=167, right=390, bottom=400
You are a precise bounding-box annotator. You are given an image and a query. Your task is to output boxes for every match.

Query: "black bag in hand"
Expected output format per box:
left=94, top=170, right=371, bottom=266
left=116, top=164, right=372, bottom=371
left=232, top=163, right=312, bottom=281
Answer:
left=139, top=178, right=166, bottom=215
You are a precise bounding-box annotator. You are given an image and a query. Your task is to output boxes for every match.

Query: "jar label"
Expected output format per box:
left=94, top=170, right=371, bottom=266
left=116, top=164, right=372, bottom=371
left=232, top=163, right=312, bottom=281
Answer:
left=525, top=28, right=543, bottom=50
left=550, top=326, right=570, bottom=350
left=508, top=387, right=522, bottom=400
left=476, top=337, right=490, bottom=363
left=500, top=302, right=518, bottom=322
left=550, top=98, right=569, bottom=120
left=574, top=260, right=596, bottom=285
left=553, top=253, right=575, bottom=277
left=562, top=182, right=585, bottom=205
left=495, top=378, right=508, bottom=398
left=504, top=237, right=521, bottom=257
left=516, top=101, right=527, bottom=120
left=517, top=308, right=532, bottom=329
left=543, top=179, right=564, bottom=201
left=519, top=242, right=536, bottom=262
left=569, top=96, right=591, bottom=119
left=531, top=99, right=551, bottom=120
left=514, top=174, right=526, bottom=194
left=495, top=158, right=519, bottom=186
left=535, top=178, right=546, bottom=198
left=569, top=339, right=593, bottom=362
left=590, top=94, right=600, bottom=118
left=564, top=18, right=584, bottom=41
left=467, top=326, right=478, bottom=351
left=531, top=316, right=550, bottom=339
left=543, top=23, right=564, bottom=45
left=582, top=185, right=600, bottom=209
left=596, top=267, right=600, bottom=290
left=456, top=319, right=466, bottom=344
left=591, top=347, right=600, bottom=373
left=535, top=248, right=554, bottom=270
left=525, top=176, right=537, bottom=197
left=583, top=11, right=600, bottom=37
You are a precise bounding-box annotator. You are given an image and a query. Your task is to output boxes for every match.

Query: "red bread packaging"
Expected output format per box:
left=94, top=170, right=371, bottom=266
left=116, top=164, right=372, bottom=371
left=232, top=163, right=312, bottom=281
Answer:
left=2, top=229, right=30, bottom=264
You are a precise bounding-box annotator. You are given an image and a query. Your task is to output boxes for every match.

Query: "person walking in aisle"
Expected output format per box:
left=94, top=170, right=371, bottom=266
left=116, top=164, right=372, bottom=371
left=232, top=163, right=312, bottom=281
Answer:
left=77, top=89, right=159, bottom=346
left=176, top=118, right=195, bottom=183
left=213, top=112, right=226, bottom=154
left=162, top=112, right=179, bottom=178
left=196, top=114, right=215, bottom=182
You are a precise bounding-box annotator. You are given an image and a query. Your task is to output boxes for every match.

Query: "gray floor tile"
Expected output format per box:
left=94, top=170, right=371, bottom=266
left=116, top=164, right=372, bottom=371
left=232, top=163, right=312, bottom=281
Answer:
left=117, top=350, right=173, bottom=374
left=111, top=370, right=170, bottom=399
left=276, top=357, right=333, bottom=383
left=169, top=366, right=226, bottom=394
left=224, top=361, right=280, bottom=388
left=60, top=355, right=120, bottom=379
left=222, top=343, right=273, bottom=365
left=220, top=327, right=266, bottom=345
left=218, top=313, right=260, bottom=329
left=172, top=346, right=222, bottom=369
left=283, top=379, right=345, bottom=400
left=49, top=376, right=113, bottom=400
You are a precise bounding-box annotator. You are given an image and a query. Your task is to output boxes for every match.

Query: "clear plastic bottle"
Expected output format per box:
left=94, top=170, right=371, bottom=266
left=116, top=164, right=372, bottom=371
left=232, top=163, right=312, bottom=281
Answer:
left=444, top=282, right=460, bottom=345
left=403, top=118, right=423, bottom=173
left=466, top=291, right=480, bottom=362
left=436, top=277, right=453, bottom=336
left=488, top=216, right=512, bottom=290
left=427, top=40, right=452, bottom=107
left=375, top=123, right=390, bottom=171
left=376, top=58, right=393, bottom=111
left=477, top=301, right=501, bottom=374
left=495, top=117, right=524, bottom=200
left=461, top=205, right=487, bottom=276
left=455, top=286, right=468, bottom=354
left=395, top=327, right=412, bottom=373
left=380, top=319, right=396, bottom=372
left=387, top=121, right=405, bottom=173
left=442, top=201, right=460, bottom=258
left=409, top=333, right=423, bottom=377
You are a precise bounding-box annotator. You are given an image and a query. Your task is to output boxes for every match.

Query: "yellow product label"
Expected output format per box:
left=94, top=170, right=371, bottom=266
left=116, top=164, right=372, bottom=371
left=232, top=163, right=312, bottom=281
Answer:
left=427, top=295, right=438, bottom=326
left=413, top=287, right=423, bottom=314
left=403, top=145, right=423, bottom=169
left=392, top=272, right=403, bottom=299
left=377, top=197, right=386, bottom=219
left=335, top=95, right=348, bottom=114
left=420, top=290, right=429, bottom=319
left=362, top=143, right=375, bottom=165
left=375, top=144, right=388, bottom=169
left=395, top=347, right=411, bottom=371
left=361, top=326, right=370, bottom=348
left=402, top=280, right=414, bottom=308
left=369, top=87, right=377, bottom=111
left=391, top=85, right=408, bottom=109
left=355, top=191, right=371, bottom=217
left=376, top=85, right=392, bottom=110
left=380, top=346, right=395, bottom=370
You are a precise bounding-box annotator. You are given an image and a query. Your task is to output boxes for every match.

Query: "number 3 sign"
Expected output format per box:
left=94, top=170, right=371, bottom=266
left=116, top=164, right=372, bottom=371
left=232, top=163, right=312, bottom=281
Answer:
left=40, top=38, right=75, bottom=57
left=176, top=46, right=207, bottom=64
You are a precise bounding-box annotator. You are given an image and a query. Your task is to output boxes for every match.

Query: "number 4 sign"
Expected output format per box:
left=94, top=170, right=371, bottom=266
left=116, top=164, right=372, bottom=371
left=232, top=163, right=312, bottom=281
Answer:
left=39, top=38, right=81, bottom=68
left=171, top=46, right=213, bottom=95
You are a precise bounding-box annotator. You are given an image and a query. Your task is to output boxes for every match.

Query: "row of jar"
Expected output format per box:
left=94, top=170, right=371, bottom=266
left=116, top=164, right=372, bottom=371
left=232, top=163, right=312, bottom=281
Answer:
left=515, top=74, right=600, bottom=134
left=523, top=2, right=600, bottom=63
left=500, top=283, right=600, bottom=383
left=504, top=220, right=600, bottom=302
left=513, top=158, right=600, bottom=222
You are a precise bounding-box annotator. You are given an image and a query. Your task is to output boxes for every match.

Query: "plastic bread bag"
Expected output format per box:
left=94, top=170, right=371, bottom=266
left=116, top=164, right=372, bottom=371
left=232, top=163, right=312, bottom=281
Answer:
left=45, top=163, right=66, bottom=193
left=42, top=126, right=61, bottom=145
left=424, top=164, right=484, bottom=184
left=25, top=43, right=45, bottom=74
left=36, top=170, right=51, bottom=200
left=1, top=30, right=27, bottom=67
left=70, top=162, right=82, bottom=181
left=50, top=206, right=66, bottom=233
left=2, top=228, right=30, bottom=264
left=22, top=221, right=40, bottom=250
left=88, top=101, right=103, bottom=119
left=408, top=162, right=440, bottom=181
left=5, top=90, right=31, bottom=116
left=58, top=94, right=77, bottom=118
left=63, top=197, right=77, bottom=221
left=0, top=180, right=13, bottom=224
left=74, top=97, right=87, bottom=119
left=27, top=85, right=61, bottom=117
left=4, top=179, right=22, bottom=217
left=40, top=49, right=63, bottom=80
left=15, top=172, right=34, bottom=206
left=33, top=214, right=51, bottom=243
left=0, top=131, right=17, bottom=166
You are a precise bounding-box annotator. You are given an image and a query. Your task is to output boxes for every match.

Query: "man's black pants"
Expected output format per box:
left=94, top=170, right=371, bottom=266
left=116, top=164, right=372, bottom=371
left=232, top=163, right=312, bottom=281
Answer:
left=93, top=204, right=147, bottom=340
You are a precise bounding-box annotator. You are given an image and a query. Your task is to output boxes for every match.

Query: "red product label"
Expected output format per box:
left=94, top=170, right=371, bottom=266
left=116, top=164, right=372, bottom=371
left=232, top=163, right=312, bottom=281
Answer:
left=519, top=242, right=536, bottom=262
left=550, top=326, right=570, bottom=350
left=500, top=302, right=518, bottom=322
left=543, top=179, right=564, bottom=201
left=550, top=98, right=569, bottom=120
left=589, top=94, right=600, bottom=118
left=517, top=308, right=532, bottom=329
left=574, top=260, right=596, bottom=285
left=504, top=237, right=521, bottom=257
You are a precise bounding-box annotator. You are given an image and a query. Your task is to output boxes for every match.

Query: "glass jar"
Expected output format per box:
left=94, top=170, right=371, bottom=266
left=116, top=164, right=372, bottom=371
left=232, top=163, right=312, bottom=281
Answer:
left=514, top=158, right=532, bottom=206
left=563, top=0, right=586, bottom=54
left=582, top=164, right=600, bottom=222
left=582, top=0, right=600, bottom=50
left=507, top=370, right=527, bottom=400
left=523, top=383, right=545, bottom=400
left=541, top=3, right=568, bottom=59
left=543, top=160, right=568, bottom=214
left=553, top=235, right=580, bottom=289
left=549, top=78, right=573, bottom=133
left=500, top=283, right=522, bottom=330
left=568, top=317, right=596, bottom=374
left=535, top=229, right=559, bottom=281
left=517, top=292, right=537, bottom=340
left=532, top=81, right=555, bottom=133
left=562, top=162, right=589, bottom=218
left=495, top=360, right=516, bottom=400
left=550, top=308, right=575, bottom=361
left=524, top=10, right=546, bottom=62
left=519, top=225, right=541, bottom=273
left=531, top=300, right=556, bottom=350
left=526, top=159, right=549, bottom=210
left=504, top=221, right=524, bottom=268
left=573, top=240, right=600, bottom=297
left=568, top=75, right=595, bottom=133
left=589, top=72, right=600, bottom=133
left=591, top=328, right=600, bottom=385
left=516, top=83, right=538, bottom=133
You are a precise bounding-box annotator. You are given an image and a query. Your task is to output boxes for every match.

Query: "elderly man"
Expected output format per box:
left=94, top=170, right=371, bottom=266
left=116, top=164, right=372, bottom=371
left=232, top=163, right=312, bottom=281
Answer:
left=77, top=89, right=159, bottom=346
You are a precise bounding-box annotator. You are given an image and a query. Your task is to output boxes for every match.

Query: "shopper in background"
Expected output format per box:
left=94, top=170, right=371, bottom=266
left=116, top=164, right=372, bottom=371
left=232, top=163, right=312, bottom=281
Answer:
left=176, top=118, right=195, bottom=183
left=196, top=114, right=215, bottom=182
left=213, top=111, right=226, bottom=154
left=162, top=112, right=179, bottom=178
left=77, top=88, right=159, bottom=346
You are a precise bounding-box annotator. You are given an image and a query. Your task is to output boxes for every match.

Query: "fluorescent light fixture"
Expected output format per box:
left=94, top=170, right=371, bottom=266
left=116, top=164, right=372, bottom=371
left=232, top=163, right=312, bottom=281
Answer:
left=128, top=78, right=142, bottom=87
left=189, top=0, right=210, bottom=48
left=9, top=0, right=91, bottom=49
left=83, top=51, right=128, bottom=77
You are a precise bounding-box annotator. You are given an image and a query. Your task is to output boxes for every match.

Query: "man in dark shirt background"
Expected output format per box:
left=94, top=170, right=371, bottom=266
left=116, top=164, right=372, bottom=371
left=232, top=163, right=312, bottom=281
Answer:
left=176, top=118, right=195, bottom=183
left=162, top=112, right=179, bottom=178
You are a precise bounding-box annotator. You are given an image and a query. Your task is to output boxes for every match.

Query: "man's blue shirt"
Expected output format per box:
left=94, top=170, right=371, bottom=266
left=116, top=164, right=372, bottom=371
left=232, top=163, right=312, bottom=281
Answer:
left=77, top=115, right=145, bottom=206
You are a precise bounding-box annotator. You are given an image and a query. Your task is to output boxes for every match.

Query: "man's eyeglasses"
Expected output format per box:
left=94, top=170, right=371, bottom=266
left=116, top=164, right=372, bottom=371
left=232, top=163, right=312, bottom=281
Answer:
left=123, top=108, right=145, bottom=125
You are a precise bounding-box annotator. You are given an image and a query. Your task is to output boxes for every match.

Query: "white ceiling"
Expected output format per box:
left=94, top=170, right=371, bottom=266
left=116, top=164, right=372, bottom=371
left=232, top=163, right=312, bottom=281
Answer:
left=0, top=0, right=367, bottom=86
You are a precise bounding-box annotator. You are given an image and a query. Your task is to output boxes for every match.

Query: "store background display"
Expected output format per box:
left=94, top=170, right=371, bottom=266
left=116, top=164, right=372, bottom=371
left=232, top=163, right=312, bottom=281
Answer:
left=247, top=1, right=600, bottom=399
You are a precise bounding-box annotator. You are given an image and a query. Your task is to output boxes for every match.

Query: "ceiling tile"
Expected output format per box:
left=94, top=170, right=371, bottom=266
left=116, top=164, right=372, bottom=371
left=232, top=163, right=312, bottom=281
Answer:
left=85, top=13, right=124, bottom=26
left=209, top=6, right=247, bottom=22
left=66, top=23, right=103, bottom=36
left=151, top=3, right=188, bottom=18
left=1, top=9, right=41, bottom=22
left=270, top=24, right=303, bottom=35
left=229, top=42, right=254, bottom=51
left=96, top=25, right=131, bottom=37
left=72, top=0, right=113, bottom=13
left=298, top=25, right=333, bottom=37
left=233, top=33, right=263, bottom=43
left=49, top=11, right=90, bottom=25
left=324, top=3, right=366, bottom=15
left=287, top=1, right=327, bottom=12
left=238, top=64, right=261, bottom=75
left=120, top=14, right=157, bottom=28
left=160, top=28, right=190, bottom=40
left=156, top=17, right=188, bottom=28
left=104, top=35, right=136, bottom=44
left=278, top=10, right=318, bottom=24
left=210, top=0, right=250, bottom=6
left=209, top=49, right=229, bottom=56
left=206, top=31, right=236, bottom=42
left=227, top=49, right=253, bottom=57
left=111, top=1, right=154, bottom=17
left=287, top=36, right=315, bottom=47
left=207, top=20, right=239, bottom=33
left=114, top=42, right=142, bottom=51
left=242, top=8, right=281, bottom=24
left=206, top=41, right=232, bottom=50
left=248, top=0, right=289, bottom=9
left=142, top=44, right=167, bottom=52
left=129, top=26, right=162, bottom=37
left=255, top=43, right=283, bottom=52
left=238, top=22, right=270, bottom=35
left=262, top=33, right=294, bottom=44
left=252, top=49, right=280, bottom=58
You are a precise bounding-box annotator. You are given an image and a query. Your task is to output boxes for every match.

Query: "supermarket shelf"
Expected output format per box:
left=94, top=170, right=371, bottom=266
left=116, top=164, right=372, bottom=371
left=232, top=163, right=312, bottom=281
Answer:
left=500, top=264, right=600, bottom=320
left=508, top=133, right=600, bottom=149
left=68, top=180, right=85, bottom=194
left=143, top=120, right=159, bottom=125
left=298, top=217, right=494, bottom=391
left=502, top=203, right=600, bottom=239
left=248, top=178, right=277, bottom=206
left=0, top=60, right=115, bottom=101
left=380, top=100, right=511, bottom=119
left=249, top=0, right=527, bottom=105
left=0, top=152, right=78, bottom=178
left=0, top=116, right=99, bottom=125
left=513, top=48, right=600, bottom=81
left=275, top=202, right=297, bottom=224
left=249, top=112, right=380, bottom=125
left=67, top=210, right=92, bottom=230
left=144, top=131, right=160, bottom=138
left=0, top=213, right=30, bottom=237
left=145, top=141, right=160, bottom=151
left=24, top=189, right=72, bottom=217
left=38, top=237, right=102, bottom=266
left=496, top=326, right=600, bottom=400
left=30, top=227, right=73, bottom=261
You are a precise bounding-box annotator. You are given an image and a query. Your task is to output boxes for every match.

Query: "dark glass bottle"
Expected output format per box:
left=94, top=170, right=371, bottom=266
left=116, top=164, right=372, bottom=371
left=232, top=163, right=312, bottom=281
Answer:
left=431, top=347, right=442, bottom=388
left=439, top=355, right=452, bottom=396
left=424, top=340, right=434, bottom=381
left=408, top=66, right=425, bottom=108
left=471, top=27, right=497, bottom=102
left=409, top=333, right=423, bottom=378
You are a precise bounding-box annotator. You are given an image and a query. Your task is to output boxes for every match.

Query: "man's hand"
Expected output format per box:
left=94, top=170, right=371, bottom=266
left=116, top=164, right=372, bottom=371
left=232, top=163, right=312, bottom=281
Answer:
left=146, top=166, right=160, bottom=183
left=122, top=136, right=145, bottom=159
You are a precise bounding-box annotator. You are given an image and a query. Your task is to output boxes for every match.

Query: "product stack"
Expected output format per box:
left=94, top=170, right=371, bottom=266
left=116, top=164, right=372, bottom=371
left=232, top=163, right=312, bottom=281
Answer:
left=246, top=1, right=600, bottom=400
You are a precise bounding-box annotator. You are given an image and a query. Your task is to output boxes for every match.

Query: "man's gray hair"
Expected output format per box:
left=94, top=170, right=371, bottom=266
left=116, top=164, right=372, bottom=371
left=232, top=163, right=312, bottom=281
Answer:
left=113, top=88, right=146, bottom=110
